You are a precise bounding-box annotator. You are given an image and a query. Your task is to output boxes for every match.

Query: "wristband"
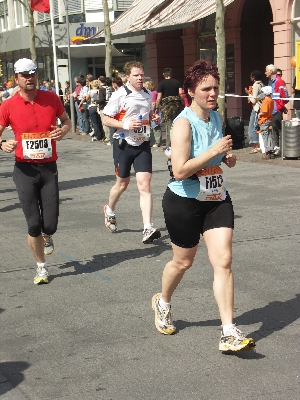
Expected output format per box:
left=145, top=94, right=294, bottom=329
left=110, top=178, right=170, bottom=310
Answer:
left=0, top=139, right=6, bottom=151
left=122, top=120, right=130, bottom=130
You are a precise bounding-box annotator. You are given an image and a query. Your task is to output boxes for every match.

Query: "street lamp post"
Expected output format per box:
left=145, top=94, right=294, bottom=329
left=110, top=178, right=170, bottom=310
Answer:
left=64, top=0, right=76, bottom=133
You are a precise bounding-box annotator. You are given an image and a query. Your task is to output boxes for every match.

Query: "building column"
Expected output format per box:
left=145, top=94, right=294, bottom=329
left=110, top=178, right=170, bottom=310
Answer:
left=181, top=25, right=198, bottom=73
left=145, top=30, right=184, bottom=87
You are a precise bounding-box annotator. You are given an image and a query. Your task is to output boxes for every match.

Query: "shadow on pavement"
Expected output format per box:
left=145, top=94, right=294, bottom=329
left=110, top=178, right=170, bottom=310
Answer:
left=176, top=293, right=300, bottom=346
left=51, top=239, right=171, bottom=281
left=0, top=361, right=30, bottom=395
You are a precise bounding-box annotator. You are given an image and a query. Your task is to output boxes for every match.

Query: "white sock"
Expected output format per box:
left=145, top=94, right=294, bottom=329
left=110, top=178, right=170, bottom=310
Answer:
left=144, top=223, right=152, bottom=231
left=37, top=262, right=47, bottom=268
left=222, top=323, right=235, bottom=335
left=159, top=297, right=171, bottom=310
left=105, top=205, right=115, bottom=216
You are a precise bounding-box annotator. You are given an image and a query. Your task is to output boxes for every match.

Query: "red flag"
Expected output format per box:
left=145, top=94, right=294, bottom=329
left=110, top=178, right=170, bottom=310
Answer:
left=30, top=0, right=50, bottom=13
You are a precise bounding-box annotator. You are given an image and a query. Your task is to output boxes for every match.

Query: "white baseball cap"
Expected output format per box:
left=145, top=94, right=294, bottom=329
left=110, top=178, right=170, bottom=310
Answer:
left=261, top=86, right=272, bottom=95
left=14, top=58, right=37, bottom=74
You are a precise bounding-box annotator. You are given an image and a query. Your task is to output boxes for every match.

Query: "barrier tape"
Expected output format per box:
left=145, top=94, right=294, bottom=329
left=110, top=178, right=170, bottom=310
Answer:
left=218, top=94, right=298, bottom=100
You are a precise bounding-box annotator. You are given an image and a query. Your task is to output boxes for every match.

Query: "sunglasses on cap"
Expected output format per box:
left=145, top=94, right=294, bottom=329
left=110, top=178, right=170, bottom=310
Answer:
left=19, top=70, right=37, bottom=77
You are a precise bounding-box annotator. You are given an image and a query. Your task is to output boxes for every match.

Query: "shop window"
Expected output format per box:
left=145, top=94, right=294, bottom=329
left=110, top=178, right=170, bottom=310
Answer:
left=292, top=0, right=300, bottom=19
left=198, top=13, right=216, bottom=63
left=14, top=0, right=28, bottom=28
left=0, top=0, right=8, bottom=32
left=115, top=0, right=134, bottom=10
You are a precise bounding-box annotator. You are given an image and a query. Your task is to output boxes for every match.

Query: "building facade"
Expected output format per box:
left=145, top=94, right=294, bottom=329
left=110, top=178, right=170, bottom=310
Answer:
left=0, top=0, right=142, bottom=85
left=145, top=0, right=300, bottom=120
left=1, top=0, right=300, bottom=121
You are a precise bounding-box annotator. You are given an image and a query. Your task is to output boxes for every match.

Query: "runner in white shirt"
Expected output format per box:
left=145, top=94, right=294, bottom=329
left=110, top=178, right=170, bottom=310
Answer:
left=102, top=61, right=161, bottom=244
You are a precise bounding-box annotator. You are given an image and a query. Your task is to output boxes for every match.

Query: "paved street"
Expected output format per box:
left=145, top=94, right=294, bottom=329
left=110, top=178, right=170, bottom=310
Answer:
left=1, top=133, right=300, bottom=399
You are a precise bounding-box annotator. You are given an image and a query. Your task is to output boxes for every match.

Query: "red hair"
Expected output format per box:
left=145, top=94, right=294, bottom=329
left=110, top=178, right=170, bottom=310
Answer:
left=183, top=60, right=219, bottom=105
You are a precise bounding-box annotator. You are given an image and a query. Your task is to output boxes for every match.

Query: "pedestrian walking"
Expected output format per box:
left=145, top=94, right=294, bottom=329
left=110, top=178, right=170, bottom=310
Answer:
left=152, top=60, right=255, bottom=352
left=0, top=58, right=71, bottom=285
left=102, top=61, right=162, bottom=244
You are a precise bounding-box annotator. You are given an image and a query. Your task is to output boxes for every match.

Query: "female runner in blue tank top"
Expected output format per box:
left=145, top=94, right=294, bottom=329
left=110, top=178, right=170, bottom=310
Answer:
left=151, top=60, right=255, bottom=352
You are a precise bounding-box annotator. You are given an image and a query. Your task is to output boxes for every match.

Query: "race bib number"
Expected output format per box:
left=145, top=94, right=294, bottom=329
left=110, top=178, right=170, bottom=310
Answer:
left=130, top=120, right=150, bottom=142
left=196, top=165, right=226, bottom=201
left=22, top=132, right=52, bottom=160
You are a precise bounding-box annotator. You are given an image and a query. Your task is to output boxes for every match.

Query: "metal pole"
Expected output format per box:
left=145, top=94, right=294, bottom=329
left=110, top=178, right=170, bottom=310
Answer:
left=64, top=0, right=76, bottom=133
left=49, top=0, right=60, bottom=96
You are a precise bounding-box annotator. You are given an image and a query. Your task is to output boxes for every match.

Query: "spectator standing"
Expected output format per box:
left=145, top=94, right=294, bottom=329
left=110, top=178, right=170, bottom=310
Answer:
left=78, top=77, right=90, bottom=135
left=112, top=77, right=123, bottom=91
left=155, top=68, right=182, bottom=148
left=99, top=76, right=114, bottom=144
left=2, top=81, right=14, bottom=101
left=258, top=86, right=275, bottom=159
left=265, top=64, right=287, bottom=156
left=72, top=76, right=84, bottom=133
left=86, top=74, right=94, bottom=90
left=245, top=70, right=264, bottom=154
left=40, top=79, right=49, bottom=91
left=292, top=76, right=300, bottom=119
left=87, top=80, right=105, bottom=142
left=63, top=81, right=71, bottom=119
left=144, top=79, right=162, bottom=147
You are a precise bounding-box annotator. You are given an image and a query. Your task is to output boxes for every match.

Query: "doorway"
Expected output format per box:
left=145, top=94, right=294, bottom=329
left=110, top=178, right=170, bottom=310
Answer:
left=240, top=0, right=273, bottom=120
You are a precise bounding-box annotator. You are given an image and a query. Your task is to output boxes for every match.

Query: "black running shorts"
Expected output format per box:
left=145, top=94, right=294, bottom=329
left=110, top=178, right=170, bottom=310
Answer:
left=13, top=161, right=59, bottom=237
left=162, top=188, right=234, bottom=248
left=113, top=139, right=152, bottom=178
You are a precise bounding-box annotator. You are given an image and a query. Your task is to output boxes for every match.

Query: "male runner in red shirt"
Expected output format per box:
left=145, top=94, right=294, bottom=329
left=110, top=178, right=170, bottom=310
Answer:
left=0, top=58, right=71, bottom=284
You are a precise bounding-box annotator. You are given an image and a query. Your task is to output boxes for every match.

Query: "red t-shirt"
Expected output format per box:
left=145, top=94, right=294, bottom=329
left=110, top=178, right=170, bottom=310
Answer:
left=0, top=90, right=65, bottom=163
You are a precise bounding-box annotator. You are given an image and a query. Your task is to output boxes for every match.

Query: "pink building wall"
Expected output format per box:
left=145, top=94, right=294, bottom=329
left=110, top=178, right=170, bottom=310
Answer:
left=145, top=0, right=295, bottom=120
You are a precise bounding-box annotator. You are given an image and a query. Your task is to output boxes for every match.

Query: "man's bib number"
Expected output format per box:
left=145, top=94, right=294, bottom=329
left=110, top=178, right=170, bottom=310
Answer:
left=130, top=119, right=150, bottom=142
left=22, top=132, right=52, bottom=160
left=196, top=165, right=226, bottom=201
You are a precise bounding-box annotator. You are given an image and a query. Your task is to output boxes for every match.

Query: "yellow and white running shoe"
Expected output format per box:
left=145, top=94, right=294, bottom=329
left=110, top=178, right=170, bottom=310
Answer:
left=219, top=325, right=255, bottom=352
left=152, top=293, right=176, bottom=335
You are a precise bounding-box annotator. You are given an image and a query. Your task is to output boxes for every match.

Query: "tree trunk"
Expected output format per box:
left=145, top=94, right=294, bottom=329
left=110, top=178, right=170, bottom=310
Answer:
left=102, top=0, right=112, bottom=78
left=25, top=1, right=37, bottom=66
left=215, top=0, right=226, bottom=130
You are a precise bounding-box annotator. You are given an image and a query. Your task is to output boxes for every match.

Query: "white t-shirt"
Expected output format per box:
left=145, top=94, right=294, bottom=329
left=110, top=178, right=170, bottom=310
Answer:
left=103, top=85, right=152, bottom=146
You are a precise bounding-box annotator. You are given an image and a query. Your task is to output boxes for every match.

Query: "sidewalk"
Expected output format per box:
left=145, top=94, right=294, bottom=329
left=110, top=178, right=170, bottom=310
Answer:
left=65, top=127, right=300, bottom=169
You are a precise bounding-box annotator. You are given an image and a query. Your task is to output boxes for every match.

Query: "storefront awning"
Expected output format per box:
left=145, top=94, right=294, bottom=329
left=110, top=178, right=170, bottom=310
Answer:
left=58, top=43, right=125, bottom=58
left=90, top=0, right=235, bottom=40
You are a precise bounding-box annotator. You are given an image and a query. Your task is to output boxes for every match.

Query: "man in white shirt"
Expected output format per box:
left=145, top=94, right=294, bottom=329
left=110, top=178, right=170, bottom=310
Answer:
left=102, top=61, right=161, bottom=244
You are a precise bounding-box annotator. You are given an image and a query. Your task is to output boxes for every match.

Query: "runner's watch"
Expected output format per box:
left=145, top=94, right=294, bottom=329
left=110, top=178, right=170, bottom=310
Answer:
left=0, top=139, right=6, bottom=150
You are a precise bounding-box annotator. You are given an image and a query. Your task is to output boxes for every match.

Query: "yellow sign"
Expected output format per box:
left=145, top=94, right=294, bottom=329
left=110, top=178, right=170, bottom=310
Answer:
left=296, top=41, right=300, bottom=89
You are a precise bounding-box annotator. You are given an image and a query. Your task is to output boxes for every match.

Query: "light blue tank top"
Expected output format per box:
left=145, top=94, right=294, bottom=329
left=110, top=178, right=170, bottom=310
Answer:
left=168, top=107, right=224, bottom=198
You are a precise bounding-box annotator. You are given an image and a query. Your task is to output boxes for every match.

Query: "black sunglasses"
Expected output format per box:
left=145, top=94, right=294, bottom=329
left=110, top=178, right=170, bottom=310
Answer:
left=19, top=71, right=37, bottom=77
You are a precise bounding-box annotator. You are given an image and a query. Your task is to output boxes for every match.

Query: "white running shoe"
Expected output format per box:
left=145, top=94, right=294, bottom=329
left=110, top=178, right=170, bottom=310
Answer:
left=143, top=226, right=161, bottom=244
left=102, top=204, right=117, bottom=232
left=34, top=264, right=49, bottom=285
